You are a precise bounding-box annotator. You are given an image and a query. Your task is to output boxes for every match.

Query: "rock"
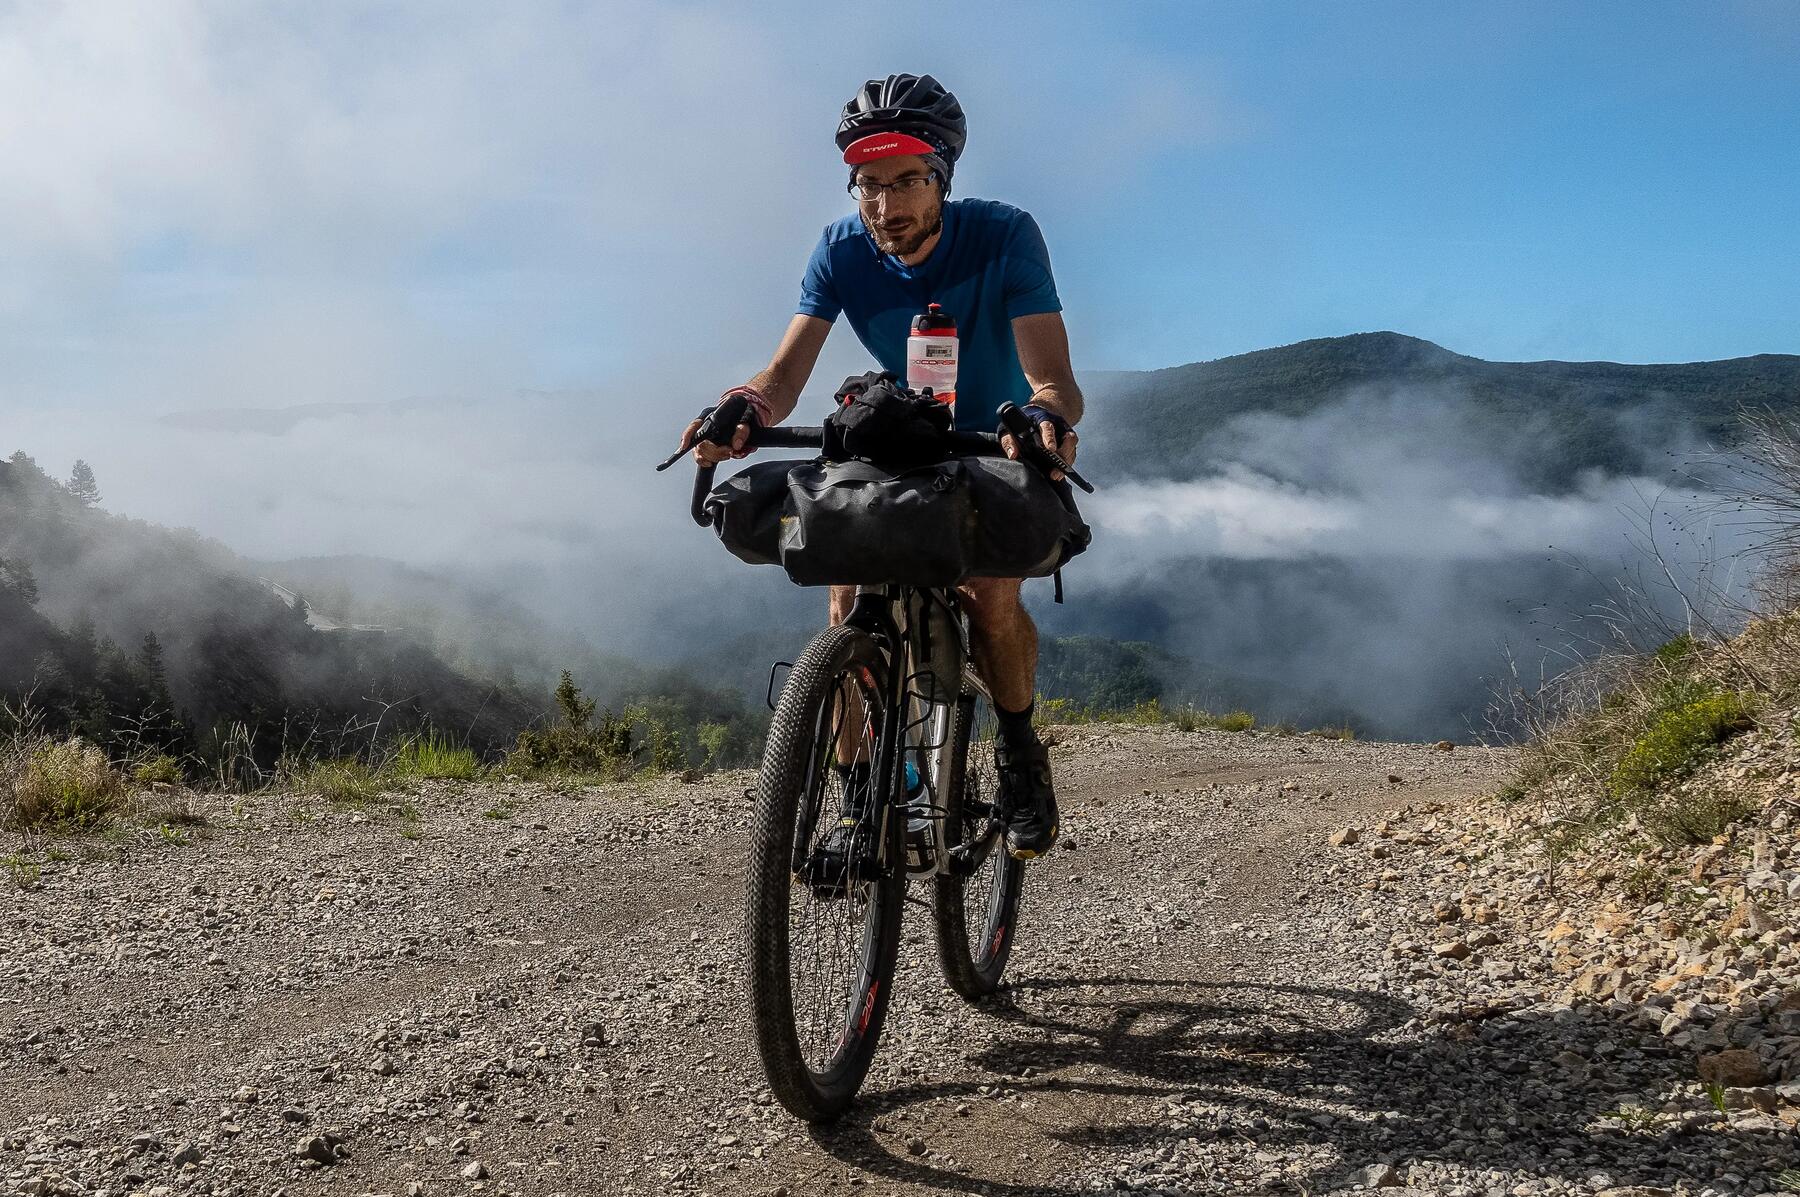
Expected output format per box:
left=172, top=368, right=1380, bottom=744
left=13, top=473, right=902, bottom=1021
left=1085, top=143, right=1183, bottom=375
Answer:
left=1347, top=1162, right=1403, bottom=1188
left=1329, top=828, right=1360, bottom=847
left=169, top=1141, right=202, bottom=1167
left=1386, top=773, right=1403, bottom=784
left=1698, top=1048, right=1767, bottom=1087
left=294, top=1134, right=339, bottom=1165
left=1433, top=941, right=1471, bottom=961
left=408, top=1184, right=427, bottom=1197
left=371, top=1055, right=396, bottom=1076
left=462, top=1160, right=488, bottom=1180
left=232, top=1086, right=259, bottom=1104
left=905, top=1136, right=927, bottom=1156
left=1435, top=740, right=1454, bottom=751
left=1720, top=900, right=1776, bottom=937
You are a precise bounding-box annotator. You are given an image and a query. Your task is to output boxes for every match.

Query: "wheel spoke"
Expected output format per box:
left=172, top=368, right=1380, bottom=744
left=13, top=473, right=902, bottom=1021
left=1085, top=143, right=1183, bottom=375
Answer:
left=786, top=665, right=884, bottom=1074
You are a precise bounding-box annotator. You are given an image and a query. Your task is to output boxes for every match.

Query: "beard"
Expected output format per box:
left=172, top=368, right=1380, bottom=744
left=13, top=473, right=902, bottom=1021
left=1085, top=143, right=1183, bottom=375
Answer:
left=862, top=200, right=944, bottom=258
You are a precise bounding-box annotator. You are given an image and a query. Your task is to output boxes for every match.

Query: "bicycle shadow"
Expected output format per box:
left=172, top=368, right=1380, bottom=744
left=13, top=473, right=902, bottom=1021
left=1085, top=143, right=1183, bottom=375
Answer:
left=803, top=973, right=1799, bottom=1195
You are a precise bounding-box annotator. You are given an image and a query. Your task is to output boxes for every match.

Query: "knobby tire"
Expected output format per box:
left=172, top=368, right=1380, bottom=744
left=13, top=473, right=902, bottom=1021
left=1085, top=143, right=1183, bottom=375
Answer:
left=746, top=623, right=904, bottom=1121
left=932, top=690, right=1024, bottom=998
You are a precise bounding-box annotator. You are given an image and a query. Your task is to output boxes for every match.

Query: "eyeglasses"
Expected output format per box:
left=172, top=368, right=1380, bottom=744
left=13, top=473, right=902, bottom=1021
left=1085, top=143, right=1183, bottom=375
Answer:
left=848, top=175, right=937, bottom=202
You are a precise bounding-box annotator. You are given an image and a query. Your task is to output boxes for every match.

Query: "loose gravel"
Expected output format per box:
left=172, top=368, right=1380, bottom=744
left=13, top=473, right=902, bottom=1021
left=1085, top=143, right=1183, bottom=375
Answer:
left=3, top=725, right=1793, bottom=1195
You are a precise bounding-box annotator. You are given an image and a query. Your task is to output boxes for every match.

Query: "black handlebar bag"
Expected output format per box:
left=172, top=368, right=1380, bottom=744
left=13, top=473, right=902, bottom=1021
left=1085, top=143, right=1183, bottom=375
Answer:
left=703, top=450, right=1091, bottom=587
left=779, top=459, right=974, bottom=586
left=779, top=457, right=1090, bottom=587
left=702, top=458, right=791, bottom=567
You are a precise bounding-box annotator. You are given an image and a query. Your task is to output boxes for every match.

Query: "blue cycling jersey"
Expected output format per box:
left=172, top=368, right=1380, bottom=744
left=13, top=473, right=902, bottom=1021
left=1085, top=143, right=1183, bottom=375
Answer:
left=796, top=198, right=1062, bottom=432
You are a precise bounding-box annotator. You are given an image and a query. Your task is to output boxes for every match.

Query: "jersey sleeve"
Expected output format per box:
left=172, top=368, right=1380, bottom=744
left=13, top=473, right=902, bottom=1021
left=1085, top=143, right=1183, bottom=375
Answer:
left=1001, top=211, right=1063, bottom=319
left=795, top=227, right=842, bottom=322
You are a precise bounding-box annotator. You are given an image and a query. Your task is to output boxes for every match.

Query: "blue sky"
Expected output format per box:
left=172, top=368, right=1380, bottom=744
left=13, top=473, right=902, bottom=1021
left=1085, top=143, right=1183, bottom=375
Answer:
left=2, top=1, right=1796, bottom=418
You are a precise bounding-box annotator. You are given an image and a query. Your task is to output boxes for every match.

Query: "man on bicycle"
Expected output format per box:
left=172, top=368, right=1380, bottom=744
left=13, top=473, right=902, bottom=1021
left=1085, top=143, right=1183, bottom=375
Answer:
left=680, top=73, right=1083, bottom=864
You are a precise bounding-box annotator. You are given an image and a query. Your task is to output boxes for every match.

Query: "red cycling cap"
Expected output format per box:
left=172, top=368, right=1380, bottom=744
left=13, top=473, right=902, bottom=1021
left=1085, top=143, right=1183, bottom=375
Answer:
left=842, top=131, right=941, bottom=165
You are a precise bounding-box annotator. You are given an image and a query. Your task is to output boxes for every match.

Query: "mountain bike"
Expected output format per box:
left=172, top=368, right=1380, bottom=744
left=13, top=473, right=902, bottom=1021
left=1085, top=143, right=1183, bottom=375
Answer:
left=670, top=401, right=1087, bottom=1121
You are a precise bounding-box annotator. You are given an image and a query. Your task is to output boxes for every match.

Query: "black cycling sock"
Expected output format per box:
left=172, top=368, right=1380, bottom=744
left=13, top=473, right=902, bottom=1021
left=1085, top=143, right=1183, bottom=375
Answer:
left=995, top=700, right=1038, bottom=749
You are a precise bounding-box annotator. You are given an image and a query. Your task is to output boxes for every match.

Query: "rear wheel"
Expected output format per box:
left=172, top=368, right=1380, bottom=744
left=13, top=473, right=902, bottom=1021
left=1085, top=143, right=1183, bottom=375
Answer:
left=933, top=689, right=1024, bottom=999
left=746, top=624, right=904, bottom=1121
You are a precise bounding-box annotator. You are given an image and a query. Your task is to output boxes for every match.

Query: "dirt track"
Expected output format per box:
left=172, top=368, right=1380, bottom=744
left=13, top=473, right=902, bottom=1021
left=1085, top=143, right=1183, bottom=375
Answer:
left=2, top=726, right=1517, bottom=1196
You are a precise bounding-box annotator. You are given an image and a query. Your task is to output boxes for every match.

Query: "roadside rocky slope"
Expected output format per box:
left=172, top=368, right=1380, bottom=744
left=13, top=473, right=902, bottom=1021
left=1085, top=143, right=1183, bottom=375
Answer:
left=3, top=725, right=1795, bottom=1196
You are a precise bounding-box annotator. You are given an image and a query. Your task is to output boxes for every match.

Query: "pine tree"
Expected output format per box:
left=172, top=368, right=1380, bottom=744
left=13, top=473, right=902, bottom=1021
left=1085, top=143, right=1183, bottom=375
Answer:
left=66, top=613, right=101, bottom=686
left=68, top=460, right=100, bottom=507
left=0, top=557, right=37, bottom=605
left=138, top=631, right=169, bottom=692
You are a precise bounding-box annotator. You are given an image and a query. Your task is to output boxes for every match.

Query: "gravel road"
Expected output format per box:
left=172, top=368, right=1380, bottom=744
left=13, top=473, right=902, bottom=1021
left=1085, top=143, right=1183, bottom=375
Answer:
left=14, top=723, right=1758, bottom=1197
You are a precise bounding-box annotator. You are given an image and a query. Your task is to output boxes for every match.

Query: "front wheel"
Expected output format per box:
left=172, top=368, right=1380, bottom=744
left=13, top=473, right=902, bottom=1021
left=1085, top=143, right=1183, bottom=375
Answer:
left=745, top=624, right=904, bottom=1121
left=933, top=689, right=1024, bottom=999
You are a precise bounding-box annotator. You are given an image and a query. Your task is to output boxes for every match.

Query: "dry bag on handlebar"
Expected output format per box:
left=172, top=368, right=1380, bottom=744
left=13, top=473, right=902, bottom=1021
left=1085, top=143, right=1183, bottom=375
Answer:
left=701, top=458, right=791, bottom=567
left=822, top=371, right=953, bottom=469
left=703, top=455, right=1091, bottom=586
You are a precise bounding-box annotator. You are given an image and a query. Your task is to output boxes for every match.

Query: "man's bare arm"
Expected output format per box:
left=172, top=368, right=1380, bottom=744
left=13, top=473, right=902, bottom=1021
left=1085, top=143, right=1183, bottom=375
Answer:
left=1012, top=311, right=1084, bottom=427
left=743, top=314, right=833, bottom=424
left=685, top=314, right=832, bottom=463
left=1006, top=310, right=1082, bottom=478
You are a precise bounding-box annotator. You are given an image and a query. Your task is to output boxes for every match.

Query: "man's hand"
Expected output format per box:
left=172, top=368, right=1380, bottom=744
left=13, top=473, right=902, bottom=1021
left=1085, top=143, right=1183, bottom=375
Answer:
left=679, top=416, right=755, bottom=465
left=677, top=387, right=771, bottom=465
left=1000, top=406, right=1078, bottom=482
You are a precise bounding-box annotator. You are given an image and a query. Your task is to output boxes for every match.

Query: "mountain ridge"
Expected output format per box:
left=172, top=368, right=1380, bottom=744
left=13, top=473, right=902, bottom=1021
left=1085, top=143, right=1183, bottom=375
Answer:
left=1082, top=331, right=1800, bottom=491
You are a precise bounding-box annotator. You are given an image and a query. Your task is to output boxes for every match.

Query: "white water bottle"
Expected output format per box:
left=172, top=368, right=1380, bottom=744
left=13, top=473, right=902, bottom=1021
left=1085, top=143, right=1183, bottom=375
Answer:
left=907, top=303, right=958, bottom=413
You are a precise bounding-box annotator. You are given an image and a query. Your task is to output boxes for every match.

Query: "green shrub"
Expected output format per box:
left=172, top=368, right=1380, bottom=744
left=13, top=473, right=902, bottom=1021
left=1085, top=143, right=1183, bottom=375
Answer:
left=387, top=732, right=479, bottom=781
left=1107, top=699, right=1167, bottom=725
left=1653, top=633, right=1698, bottom=667
left=1609, top=689, right=1753, bottom=799
left=1033, top=696, right=1088, bottom=727
left=1640, top=791, right=1756, bottom=847
left=296, top=758, right=383, bottom=805
left=507, top=672, right=634, bottom=778
left=1171, top=706, right=1256, bottom=732
left=696, top=722, right=731, bottom=769
left=623, top=703, right=684, bottom=774
left=130, top=754, right=185, bottom=787
left=5, top=738, right=124, bottom=830
left=4, top=853, right=41, bottom=890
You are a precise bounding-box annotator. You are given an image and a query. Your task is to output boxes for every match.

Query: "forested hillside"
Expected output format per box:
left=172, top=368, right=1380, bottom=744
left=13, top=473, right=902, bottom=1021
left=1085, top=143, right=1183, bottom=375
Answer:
left=0, top=452, right=761, bottom=775
left=1084, top=332, right=1800, bottom=491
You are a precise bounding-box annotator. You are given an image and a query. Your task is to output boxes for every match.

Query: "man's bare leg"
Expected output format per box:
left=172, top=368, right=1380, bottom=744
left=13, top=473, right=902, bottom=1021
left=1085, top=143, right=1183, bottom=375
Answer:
left=957, top=576, right=1059, bottom=857
left=955, top=576, right=1036, bottom=712
left=827, top=585, right=865, bottom=768
left=808, top=584, right=876, bottom=885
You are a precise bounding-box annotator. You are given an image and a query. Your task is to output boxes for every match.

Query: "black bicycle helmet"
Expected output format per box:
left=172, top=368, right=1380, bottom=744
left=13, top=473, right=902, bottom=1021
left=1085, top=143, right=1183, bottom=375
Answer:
left=835, top=73, right=966, bottom=165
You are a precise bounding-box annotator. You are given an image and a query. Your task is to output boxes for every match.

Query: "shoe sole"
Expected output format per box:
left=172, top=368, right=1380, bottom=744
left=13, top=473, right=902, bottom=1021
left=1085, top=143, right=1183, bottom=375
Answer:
left=1005, top=826, right=1059, bottom=861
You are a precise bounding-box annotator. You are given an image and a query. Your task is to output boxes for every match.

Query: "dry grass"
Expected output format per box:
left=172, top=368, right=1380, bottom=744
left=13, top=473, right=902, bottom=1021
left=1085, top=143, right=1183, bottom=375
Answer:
left=2, top=736, right=126, bottom=830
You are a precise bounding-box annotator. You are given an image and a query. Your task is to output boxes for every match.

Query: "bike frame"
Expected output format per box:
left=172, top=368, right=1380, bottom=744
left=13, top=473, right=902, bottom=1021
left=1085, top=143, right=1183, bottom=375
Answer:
left=841, top=582, right=1000, bottom=880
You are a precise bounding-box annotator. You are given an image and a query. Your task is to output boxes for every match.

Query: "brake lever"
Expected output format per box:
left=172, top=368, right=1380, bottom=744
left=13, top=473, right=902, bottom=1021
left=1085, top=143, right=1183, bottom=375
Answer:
left=655, top=403, right=718, bottom=472
left=997, top=402, right=1094, bottom=493
left=656, top=394, right=751, bottom=471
